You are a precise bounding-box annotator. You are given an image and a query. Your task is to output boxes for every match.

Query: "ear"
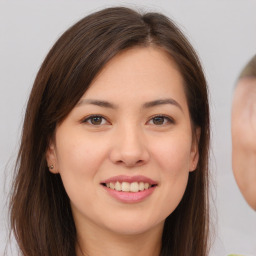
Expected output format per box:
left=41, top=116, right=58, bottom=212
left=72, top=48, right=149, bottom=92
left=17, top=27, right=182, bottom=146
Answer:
left=46, top=140, right=58, bottom=174
left=189, top=127, right=201, bottom=172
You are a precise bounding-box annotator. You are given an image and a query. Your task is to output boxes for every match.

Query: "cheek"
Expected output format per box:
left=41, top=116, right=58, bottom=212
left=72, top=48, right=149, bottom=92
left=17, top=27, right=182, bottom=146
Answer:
left=56, top=132, right=106, bottom=174
left=54, top=133, right=107, bottom=200
left=151, top=134, right=192, bottom=173
left=149, top=134, right=192, bottom=218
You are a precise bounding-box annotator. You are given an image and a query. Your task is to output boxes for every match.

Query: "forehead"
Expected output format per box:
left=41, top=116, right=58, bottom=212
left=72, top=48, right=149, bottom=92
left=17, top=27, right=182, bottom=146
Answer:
left=233, top=78, right=256, bottom=103
left=82, top=46, right=188, bottom=109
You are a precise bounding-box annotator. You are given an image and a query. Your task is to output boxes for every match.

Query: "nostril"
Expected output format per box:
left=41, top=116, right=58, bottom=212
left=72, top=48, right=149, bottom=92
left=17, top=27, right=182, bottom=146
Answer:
left=136, top=160, right=144, bottom=165
left=114, top=159, right=144, bottom=167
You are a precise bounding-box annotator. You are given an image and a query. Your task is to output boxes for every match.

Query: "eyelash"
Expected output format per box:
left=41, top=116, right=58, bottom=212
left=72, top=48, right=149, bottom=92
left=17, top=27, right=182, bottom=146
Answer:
left=81, top=115, right=110, bottom=126
left=147, top=115, right=175, bottom=126
left=81, top=114, right=175, bottom=126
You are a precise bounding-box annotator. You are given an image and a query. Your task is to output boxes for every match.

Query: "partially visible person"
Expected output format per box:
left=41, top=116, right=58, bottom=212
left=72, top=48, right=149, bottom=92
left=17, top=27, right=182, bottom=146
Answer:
left=232, top=55, right=256, bottom=210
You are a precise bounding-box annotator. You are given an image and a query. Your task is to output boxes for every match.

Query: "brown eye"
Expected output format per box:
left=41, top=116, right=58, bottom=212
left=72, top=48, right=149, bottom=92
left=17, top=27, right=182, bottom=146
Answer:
left=149, top=115, right=174, bottom=126
left=153, top=116, right=165, bottom=125
left=90, top=116, right=103, bottom=125
left=83, top=115, right=108, bottom=126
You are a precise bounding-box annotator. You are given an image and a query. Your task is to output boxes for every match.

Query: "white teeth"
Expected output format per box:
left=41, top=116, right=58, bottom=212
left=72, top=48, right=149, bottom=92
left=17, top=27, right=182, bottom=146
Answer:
left=139, top=182, right=145, bottom=191
left=130, top=182, right=139, bottom=192
left=144, top=183, right=149, bottom=189
left=121, top=182, right=130, bottom=192
left=115, top=181, right=121, bottom=191
left=105, top=181, right=153, bottom=192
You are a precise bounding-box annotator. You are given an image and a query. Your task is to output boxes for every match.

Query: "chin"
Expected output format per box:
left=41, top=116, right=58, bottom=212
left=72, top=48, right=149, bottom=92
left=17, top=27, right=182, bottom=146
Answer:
left=102, top=215, right=164, bottom=236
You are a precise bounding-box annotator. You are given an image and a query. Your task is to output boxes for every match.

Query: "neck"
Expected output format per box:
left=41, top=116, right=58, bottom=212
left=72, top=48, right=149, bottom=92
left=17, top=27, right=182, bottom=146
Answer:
left=75, top=221, right=163, bottom=256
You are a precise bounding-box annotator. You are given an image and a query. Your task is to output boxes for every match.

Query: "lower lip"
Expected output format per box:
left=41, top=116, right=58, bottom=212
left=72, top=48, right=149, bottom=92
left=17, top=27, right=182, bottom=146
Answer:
left=102, top=186, right=156, bottom=203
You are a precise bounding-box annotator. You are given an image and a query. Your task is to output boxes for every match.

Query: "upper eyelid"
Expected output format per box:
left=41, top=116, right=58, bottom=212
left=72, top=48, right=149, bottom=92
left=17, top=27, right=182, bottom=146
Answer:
left=81, top=114, right=110, bottom=124
left=148, top=114, right=175, bottom=122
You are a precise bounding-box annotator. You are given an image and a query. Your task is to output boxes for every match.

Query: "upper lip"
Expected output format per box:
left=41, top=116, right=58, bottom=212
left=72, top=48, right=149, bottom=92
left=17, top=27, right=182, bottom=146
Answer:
left=101, top=175, right=158, bottom=185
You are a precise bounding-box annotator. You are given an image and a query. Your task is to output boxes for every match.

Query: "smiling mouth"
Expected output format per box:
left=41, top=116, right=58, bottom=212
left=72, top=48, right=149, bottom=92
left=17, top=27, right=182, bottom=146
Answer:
left=101, top=181, right=157, bottom=193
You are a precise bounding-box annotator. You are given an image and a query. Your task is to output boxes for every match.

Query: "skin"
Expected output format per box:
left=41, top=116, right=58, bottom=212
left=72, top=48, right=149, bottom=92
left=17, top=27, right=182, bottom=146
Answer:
left=47, top=46, right=200, bottom=256
left=232, top=77, right=256, bottom=211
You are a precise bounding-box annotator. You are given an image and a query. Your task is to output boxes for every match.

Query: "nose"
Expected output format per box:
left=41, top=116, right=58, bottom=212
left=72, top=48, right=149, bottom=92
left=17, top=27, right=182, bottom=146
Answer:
left=109, top=125, right=150, bottom=167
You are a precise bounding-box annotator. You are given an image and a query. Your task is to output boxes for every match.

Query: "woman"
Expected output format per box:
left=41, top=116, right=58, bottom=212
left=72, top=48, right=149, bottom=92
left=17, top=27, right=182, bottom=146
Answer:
left=10, top=7, right=210, bottom=256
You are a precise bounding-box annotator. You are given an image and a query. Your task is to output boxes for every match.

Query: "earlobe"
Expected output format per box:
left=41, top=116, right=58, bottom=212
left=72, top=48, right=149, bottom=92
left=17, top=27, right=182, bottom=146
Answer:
left=46, top=141, right=58, bottom=174
left=189, top=127, right=201, bottom=172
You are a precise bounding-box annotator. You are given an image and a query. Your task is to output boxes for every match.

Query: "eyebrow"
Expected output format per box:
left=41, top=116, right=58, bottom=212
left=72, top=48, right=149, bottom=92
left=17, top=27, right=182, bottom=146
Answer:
left=76, top=99, right=117, bottom=109
left=76, top=98, right=183, bottom=112
left=143, top=99, right=183, bottom=112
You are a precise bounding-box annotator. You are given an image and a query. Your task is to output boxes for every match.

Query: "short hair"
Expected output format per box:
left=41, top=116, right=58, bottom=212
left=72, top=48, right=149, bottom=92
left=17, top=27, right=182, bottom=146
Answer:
left=239, top=55, right=256, bottom=79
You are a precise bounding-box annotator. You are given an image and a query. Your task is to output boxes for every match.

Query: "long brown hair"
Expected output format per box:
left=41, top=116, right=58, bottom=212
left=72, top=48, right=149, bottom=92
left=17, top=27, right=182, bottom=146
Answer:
left=10, top=7, right=210, bottom=256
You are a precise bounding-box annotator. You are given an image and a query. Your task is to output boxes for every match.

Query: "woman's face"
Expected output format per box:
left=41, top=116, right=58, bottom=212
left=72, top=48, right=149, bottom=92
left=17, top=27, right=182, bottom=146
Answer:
left=47, top=47, right=199, bottom=236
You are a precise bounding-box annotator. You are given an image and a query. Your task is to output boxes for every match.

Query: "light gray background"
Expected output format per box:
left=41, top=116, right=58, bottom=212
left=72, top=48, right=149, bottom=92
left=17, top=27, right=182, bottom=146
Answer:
left=1, top=1, right=256, bottom=255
